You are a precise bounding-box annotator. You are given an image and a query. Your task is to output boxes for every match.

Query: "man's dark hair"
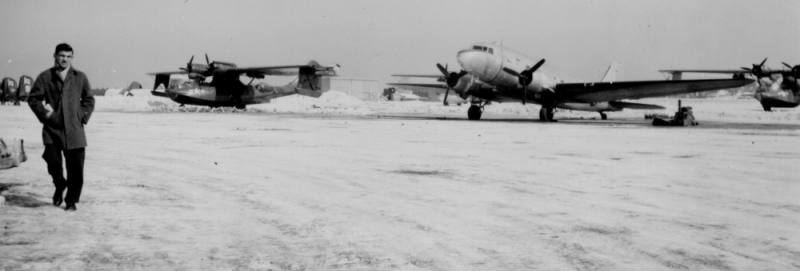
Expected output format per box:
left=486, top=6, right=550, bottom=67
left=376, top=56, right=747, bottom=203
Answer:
left=54, top=43, right=73, bottom=54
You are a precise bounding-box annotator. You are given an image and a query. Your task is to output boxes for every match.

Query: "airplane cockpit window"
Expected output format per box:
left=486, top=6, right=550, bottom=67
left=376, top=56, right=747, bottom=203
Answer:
left=472, top=46, right=482, bottom=50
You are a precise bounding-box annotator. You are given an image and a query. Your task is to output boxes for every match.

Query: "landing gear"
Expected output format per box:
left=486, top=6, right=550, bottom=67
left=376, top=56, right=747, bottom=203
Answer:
left=179, top=104, right=185, bottom=107
left=539, top=107, right=555, bottom=122
left=235, top=104, right=246, bottom=110
left=763, top=105, right=771, bottom=112
left=599, top=112, right=607, bottom=120
left=468, top=105, right=482, bottom=120
left=444, top=101, right=449, bottom=106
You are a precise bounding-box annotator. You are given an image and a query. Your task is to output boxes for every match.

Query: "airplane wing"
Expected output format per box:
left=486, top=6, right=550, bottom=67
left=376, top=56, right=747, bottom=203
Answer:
left=659, top=69, right=792, bottom=76
left=146, top=71, right=188, bottom=76
left=391, top=74, right=444, bottom=78
left=658, top=69, right=748, bottom=74
left=231, top=61, right=339, bottom=76
left=147, top=61, right=338, bottom=77
left=387, top=83, right=447, bottom=89
left=145, top=66, right=313, bottom=76
left=553, top=79, right=753, bottom=103
left=229, top=65, right=315, bottom=76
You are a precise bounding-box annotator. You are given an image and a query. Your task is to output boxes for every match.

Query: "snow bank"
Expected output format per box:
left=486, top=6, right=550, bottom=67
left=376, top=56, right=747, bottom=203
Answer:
left=95, top=90, right=372, bottom=115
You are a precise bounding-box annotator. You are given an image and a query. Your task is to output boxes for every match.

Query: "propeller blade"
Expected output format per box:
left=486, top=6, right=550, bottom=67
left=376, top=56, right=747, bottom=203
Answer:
left=502, top=67, right=520, bottom=77
left=436, top=63, right=449, bottom=77
left=741, top=67, right=752, bottom=71
left=528, top=59, right=546, bottom=74
left=184, top=55, right=195, bottom=73
left=205, top=54, right=210, bottom=66
left=443, top=86, right=450, bottom=106
left=760, top=58, right=768, bottom=66
left=783, top=62, right=792, bottom=69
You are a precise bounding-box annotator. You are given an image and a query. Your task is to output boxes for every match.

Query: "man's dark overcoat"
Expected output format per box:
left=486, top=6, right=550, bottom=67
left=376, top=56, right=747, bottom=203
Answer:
left=28, top=66, right=95, bottom=150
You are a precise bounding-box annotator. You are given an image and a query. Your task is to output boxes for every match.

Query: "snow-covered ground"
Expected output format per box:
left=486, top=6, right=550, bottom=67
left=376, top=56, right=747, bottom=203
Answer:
left=0, top=94, right=798, bottom=270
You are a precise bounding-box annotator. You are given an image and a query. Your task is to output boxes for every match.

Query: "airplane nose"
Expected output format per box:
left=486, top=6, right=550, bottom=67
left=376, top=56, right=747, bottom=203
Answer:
left=457, top=49, right=486, bottom=74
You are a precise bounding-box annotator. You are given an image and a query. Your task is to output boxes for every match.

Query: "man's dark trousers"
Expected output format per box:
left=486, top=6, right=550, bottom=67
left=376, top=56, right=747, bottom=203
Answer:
left=43, top=141, right=85, bottom=204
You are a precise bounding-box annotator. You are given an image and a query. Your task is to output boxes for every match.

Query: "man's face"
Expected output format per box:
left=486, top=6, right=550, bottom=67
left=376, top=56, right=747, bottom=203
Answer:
left=54, top=51, right=73, bottom=70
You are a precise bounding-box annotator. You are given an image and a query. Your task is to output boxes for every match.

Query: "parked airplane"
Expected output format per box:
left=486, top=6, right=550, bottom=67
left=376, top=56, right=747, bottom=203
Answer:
left=390, top=43, right=753, bottom=121
left=660, top=59, right=799, bottom=111
left=148, top=55, right=339, bottom=109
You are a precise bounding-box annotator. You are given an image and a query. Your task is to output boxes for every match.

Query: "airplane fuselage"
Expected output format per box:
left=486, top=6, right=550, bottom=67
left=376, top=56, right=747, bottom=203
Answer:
left=162, top=77, right=300, bottom=107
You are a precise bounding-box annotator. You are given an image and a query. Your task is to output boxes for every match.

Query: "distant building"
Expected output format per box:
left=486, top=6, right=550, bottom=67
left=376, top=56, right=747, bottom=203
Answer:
left=320, top=78, right=380, bottom=100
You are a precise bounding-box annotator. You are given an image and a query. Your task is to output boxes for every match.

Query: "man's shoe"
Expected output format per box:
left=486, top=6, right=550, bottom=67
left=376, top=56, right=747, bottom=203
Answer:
left=52, top=186, right=65, bottom=206
left=64, top=203, right=77, bottom=212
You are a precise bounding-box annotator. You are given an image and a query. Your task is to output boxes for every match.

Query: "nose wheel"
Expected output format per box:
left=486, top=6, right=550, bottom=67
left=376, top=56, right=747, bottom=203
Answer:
left=600, top=112, right=607, bottom=120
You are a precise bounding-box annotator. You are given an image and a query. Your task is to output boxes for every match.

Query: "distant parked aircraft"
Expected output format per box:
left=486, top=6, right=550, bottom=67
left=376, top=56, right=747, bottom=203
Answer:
left=148, top=54, right=339, bottom=109
left=660, top=59, right=799, bottom=111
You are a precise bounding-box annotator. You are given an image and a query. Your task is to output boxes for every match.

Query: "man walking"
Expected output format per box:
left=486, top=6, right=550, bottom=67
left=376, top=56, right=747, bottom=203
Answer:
left=28, top=43, right=95, bottom=212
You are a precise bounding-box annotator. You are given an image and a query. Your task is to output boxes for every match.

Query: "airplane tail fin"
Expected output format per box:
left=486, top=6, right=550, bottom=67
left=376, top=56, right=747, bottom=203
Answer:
left=151, top=74, right=172, bottom=97
left=153, top=74, right=171, bottom=91
left=601, top=63, right=618, bottom=82
left=295, top=61, right=339, bottom=98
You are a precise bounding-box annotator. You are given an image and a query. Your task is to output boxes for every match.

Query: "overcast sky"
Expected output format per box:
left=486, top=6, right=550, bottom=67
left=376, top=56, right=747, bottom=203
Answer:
left=1, top=0, right=798, bottom=88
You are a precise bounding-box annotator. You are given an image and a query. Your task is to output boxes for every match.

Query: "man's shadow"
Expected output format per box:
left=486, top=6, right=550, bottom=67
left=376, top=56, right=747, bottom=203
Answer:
left=0, top=183, right=50, bottom=208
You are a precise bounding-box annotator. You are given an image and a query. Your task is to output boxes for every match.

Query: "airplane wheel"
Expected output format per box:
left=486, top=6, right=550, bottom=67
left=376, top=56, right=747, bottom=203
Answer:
left=763, top=105, right=771, bottom=111
left=539, top=107, right=554, bottom=121
left=235, top=104, right=246, bottom=110
left=600, top=112, right=607, bottom=120
left=468, top=105, right=482, bottom=120
left=444, top=101, right=449, bottom=106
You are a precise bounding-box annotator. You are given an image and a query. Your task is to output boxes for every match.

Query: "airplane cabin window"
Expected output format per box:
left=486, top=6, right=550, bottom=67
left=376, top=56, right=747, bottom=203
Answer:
left=488, top=48, right=494, bottom=54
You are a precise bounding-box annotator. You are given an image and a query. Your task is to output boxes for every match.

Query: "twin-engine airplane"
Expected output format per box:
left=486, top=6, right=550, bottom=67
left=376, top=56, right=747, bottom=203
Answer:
left=391, top=43, right=753, bottom=121
left=660, top=59, right=800, bottom=111
left=148, top=55, right=339, bottom=109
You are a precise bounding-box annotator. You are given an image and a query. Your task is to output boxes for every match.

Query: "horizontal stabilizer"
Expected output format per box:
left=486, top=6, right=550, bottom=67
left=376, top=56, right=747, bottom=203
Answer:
left=150, top=91, right=169, bottom=98
left=387, top=83, right=447, bottom=89
left=608, top=101, right=665, bottom=110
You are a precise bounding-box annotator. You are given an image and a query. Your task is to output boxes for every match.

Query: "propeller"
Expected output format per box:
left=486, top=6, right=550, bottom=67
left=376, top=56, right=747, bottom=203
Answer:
left=502, top=59, right=545, bottom=105
left=436, top=63, right=467, bottom=106
left=741, top=58, right=768, bottom=86
left=179, top=55, right=205, bottom=80
left=179, top=55, right=195, bottom=72
left=204, top=54, right=215, bottom=74
left=783, top=62, right=800, bottom=85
